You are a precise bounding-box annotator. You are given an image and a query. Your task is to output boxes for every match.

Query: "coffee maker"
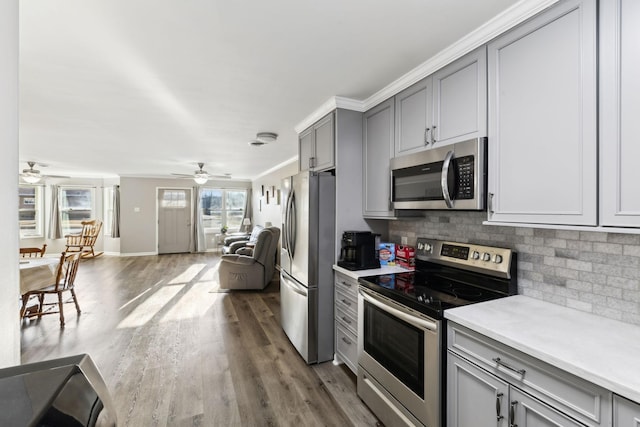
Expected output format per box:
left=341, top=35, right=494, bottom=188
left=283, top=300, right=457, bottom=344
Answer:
left=338, top=231, right=380, bottom=271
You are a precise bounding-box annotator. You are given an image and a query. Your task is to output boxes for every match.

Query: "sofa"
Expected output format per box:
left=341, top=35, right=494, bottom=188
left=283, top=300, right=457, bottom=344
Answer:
left=218, top=226, right=280, bottom=290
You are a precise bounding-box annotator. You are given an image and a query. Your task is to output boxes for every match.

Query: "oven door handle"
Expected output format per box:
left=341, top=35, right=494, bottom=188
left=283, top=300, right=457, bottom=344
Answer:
left=360, top=289, right=438, bottom=332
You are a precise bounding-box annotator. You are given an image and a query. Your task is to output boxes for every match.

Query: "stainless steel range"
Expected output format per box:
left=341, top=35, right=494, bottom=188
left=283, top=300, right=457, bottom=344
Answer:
left=357, top=238, right=517, bottom=427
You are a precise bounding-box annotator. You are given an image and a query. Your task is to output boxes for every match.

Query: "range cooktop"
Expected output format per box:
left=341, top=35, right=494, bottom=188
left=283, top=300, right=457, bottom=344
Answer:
left=358, top=239, right=517, bottom=319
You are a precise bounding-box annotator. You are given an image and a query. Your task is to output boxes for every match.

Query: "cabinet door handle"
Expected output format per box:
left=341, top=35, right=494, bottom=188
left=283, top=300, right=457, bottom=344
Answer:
left=509, top=400, right=518, bottom=427
left=493, top=357, right=526, bottom=376
left=309, top=157, right=316, bottom=169
left=389, top=169, right=394, bottom=210
left=341, top=299, right=351, bottom=306
left=341, top=337, right=352, bottom=345
left=340, top=280, right=351, bottom=287
left=431, top=125, right=437, bottom=144
left=424, top=127, right=431, bottom=145
left=489, top=192, right=495, bottom=215
left=341, top=316, right=352, bottom=324
left=496, top=392, right=504, bottom=421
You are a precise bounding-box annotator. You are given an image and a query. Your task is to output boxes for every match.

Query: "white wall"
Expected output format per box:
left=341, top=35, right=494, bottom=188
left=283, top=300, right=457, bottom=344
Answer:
left=119, top=177, right=251, bottom=255
left=0, top=0, right=20, bottom=367
left=251, top=160, right=298, bottom=230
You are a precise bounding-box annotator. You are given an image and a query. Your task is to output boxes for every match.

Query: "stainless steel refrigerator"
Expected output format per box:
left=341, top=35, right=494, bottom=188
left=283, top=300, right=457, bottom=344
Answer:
left=280, top=171, right=335, bottom=364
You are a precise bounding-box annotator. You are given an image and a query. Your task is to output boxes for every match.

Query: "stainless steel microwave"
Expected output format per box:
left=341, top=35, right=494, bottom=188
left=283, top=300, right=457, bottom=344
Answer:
left=390, top=137, right=487, bottom=210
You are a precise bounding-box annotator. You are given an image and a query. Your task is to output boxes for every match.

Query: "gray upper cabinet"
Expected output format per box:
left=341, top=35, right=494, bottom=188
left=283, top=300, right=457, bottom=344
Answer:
left=600, top=0, right=640, bottom=227
left=394, top=78, right=432, bottom=156
left=432, top=46, right=487, bottom=147
left=299, top=112, right=335, bottom=172
left=394, top=46, right=487, bottom=157
left=486, top=0, right=598, bottom=226
left=363, top=98, right=395, bottom=218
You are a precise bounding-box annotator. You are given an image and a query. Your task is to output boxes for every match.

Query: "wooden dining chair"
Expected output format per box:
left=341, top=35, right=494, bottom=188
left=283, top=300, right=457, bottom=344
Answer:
left=19, top=244, right=47, bottom=258
left=65, top=219, right=103, bottom=258
left=20, top=252, right=82, bottom=327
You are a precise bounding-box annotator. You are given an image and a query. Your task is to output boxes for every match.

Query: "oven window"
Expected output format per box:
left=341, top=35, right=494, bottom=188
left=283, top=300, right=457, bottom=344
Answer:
left=393, top=163, right=444, bottom=202
left=363, top=301, right=424, bottom=398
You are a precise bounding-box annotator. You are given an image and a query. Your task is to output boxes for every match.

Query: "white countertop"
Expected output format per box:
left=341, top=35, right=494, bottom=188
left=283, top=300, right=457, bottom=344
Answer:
left=333, top=264, right=413, bottom=279
left=445, top=295, right=640, bottom=403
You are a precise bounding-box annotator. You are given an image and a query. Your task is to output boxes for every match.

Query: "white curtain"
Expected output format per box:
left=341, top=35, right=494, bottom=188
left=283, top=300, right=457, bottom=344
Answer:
left=192, top=186, right=205, bottom=252
left=47, top=185, right=62, bottom=239
left=110, top=185, right=120, bottom=238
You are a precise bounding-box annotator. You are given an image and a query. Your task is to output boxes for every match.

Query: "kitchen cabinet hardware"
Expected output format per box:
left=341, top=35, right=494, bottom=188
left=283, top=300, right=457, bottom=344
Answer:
left=496, top=392, right=504, bottom=421
left=493, top=357, right=526, bottom=376
left=341, top=316, right=351, bottom=324
left=431, top=125, right=437, bottom=145
left=341, top=336, right=352, bottom=345
left=509, top=400, right=518, bottom=427
left=424, top=127, right=430, bottom=145
left=488, top=192, right=494, bottom=214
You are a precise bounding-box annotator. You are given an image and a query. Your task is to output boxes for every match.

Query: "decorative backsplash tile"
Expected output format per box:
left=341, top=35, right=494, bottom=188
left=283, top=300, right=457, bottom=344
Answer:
left=388, top=211, right=640, bottom=326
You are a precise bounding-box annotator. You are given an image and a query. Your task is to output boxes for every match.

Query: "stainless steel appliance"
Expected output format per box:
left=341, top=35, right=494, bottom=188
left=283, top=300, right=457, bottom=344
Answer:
left=390, top=137, right=487, bottom=210
left=358, top=238, right=516, bottom=427
left=0, top=353, right=117, bottom=426
left=337, top=231, right=380, bottom=271
left=280, top=171, right=336, bottom=364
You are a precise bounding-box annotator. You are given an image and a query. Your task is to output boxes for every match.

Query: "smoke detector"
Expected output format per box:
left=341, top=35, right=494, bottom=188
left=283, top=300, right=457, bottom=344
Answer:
left=248, top=132, right=278, bottom=146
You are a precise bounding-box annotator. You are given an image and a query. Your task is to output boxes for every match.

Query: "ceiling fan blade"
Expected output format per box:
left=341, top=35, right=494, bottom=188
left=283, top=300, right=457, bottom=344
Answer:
left=171, top=173, right=196, bottom=178
left=42, top=174, right=70, bottom=179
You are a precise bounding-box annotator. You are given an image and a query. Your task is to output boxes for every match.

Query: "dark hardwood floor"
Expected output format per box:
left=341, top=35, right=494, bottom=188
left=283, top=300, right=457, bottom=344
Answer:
left=20, top=253, right=381, bottom=426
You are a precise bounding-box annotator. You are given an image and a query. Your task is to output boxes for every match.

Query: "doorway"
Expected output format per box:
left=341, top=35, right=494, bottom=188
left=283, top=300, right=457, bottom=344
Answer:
left=157, top=188, right=192, bottom=254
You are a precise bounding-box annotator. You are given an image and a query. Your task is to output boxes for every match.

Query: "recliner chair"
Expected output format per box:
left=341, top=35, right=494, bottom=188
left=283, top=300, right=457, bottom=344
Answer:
left=221, top=225, right=263, bottom=255
left=218, top=226, right=280, bottom=290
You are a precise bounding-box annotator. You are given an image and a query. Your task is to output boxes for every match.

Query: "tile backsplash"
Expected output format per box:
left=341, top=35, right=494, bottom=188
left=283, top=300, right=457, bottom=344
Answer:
left=388, top=211, right=640, bottom=326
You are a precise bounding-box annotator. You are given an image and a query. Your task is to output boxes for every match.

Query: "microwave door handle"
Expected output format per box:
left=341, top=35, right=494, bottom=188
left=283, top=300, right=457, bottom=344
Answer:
left=441, top=150, right=454, bottom=208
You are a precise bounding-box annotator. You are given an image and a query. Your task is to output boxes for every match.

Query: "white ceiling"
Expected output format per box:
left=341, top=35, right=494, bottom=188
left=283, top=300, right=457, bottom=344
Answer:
left=18, top=0, right=521, bottom=181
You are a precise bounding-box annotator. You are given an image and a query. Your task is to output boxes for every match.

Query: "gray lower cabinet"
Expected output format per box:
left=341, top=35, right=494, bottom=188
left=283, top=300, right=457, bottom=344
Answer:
left=600, top=0, right=640, bottom=227
left=334, top=271, right=358, bottom=373
left=362, top=98, right=395, bottom=218
left=447, top=322, right=612, bottom=427
left=486, top=0, right=598, bottom=226
left=299, top=112, right=334, bottom=172
left=614, top=395, right=640, bottom=426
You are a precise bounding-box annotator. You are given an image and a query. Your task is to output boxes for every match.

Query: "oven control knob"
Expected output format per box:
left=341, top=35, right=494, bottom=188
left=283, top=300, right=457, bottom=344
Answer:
left=425, top=243, right=432, bottom=253
left=472, top=251, right=480, bottom=260
left=417, top=242, right=424, bottom=250
left=494, top=254, right=503, bottom=264
left=482, top=252, right=491, bottom=262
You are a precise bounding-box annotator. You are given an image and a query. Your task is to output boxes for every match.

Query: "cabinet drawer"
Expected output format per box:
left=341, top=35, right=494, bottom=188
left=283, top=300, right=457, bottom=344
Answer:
left=334, top=272, right=358, bottom=300
left=335, top=302, right=357, bottom=335
left=448, top=323, right=611, bottom=426
left=336, top=324, right=358, bottom=373
left=335, top=284, right=357, bottom=314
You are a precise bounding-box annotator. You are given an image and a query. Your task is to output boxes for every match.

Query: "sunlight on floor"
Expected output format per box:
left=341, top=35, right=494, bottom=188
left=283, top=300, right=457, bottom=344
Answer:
left=117, top=284, right=184, bottom=328
left=117, top=262, right=221, bottom=327
left=168, top=264, right=207, bottom=285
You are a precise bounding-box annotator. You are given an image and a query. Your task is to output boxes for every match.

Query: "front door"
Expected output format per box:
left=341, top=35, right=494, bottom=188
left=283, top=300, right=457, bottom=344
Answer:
left=158, top=188, right=192, bottom=254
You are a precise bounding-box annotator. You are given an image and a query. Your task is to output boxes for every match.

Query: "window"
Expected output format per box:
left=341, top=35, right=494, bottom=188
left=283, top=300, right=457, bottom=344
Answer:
left=19, top=185, right=44, bottom=238
left=200, top=188, right=247, bottom=232
left=60, top=187, right=95, bottom=234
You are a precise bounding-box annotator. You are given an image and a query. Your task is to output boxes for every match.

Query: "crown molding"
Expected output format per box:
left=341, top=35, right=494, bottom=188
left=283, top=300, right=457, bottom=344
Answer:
left=253, top=155, right=298, bottom=180
left=294, top=0, right=559, bottom=133
left=294, top=97, right=365, bottom=134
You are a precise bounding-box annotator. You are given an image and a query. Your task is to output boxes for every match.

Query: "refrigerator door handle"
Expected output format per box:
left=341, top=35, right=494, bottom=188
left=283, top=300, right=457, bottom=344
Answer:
left=288, top=189, right=297, bottom=258
left=282, top=273, right=308, bottom=297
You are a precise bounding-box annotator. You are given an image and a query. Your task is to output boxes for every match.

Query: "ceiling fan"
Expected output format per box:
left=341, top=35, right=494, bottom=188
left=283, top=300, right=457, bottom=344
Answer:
left=171, top=163, right=231, bottom=184
left=20, top=161, right=69, bottom=184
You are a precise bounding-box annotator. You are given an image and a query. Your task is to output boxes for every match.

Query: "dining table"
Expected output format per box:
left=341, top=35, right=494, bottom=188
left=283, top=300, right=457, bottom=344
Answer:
left=19, top=257, right=59, bottom=294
